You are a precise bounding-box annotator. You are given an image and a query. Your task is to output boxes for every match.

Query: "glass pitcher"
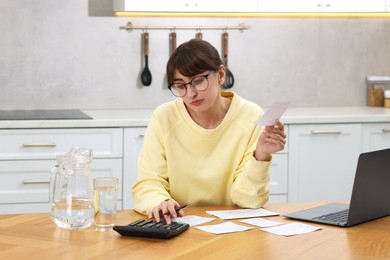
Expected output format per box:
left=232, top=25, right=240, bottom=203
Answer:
left=49, top=147, right=94, bottom=230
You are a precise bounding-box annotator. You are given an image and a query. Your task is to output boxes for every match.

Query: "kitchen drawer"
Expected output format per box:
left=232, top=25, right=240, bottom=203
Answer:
left=0, top=128, right=123, bottom=160
left=0, top=159, right=123, bottom=213
left=361, top=123, right=390, bottom=152
left=269, top=154, right=288, bottom=195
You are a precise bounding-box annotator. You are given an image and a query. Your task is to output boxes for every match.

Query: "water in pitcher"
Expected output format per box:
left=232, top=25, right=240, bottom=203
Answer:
left=51, top=197, right=94, bottom=230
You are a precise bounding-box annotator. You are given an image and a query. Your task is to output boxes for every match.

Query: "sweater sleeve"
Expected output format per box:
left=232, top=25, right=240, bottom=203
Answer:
left=230, top=126, right=271, bottom=209
left=131, top=109, right=172, bottom=215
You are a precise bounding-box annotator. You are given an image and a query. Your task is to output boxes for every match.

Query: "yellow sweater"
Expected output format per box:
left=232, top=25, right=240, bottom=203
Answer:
left=132, top=92, right=271, bottom=215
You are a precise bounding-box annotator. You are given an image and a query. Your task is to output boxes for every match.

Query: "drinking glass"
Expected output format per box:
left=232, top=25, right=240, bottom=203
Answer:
left=93, top=177, right=118, bottom=231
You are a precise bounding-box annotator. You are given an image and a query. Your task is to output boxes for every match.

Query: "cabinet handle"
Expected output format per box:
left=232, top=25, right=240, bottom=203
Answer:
left=382, top=129, right=390, bottom=133
left=138, top=134, right=145, bottom=138
left=22, top=143, right=57, bottom=148
left=22, top=180, right=50, bottom=185
left=311, top=130, right=343, bottom=135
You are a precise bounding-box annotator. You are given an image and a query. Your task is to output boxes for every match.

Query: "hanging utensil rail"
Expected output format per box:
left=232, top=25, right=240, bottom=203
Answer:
left=119, top=22, right=250, bottom=31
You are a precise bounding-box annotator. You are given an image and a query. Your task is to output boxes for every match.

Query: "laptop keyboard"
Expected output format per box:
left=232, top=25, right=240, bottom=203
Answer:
left=313, top=209, right=349, bottom=223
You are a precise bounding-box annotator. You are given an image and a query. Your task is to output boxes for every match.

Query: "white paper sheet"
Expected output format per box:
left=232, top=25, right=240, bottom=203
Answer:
left=195, top=221, right=252, bottom=234
left=206, top=208, right=279, bottom=220
left=255, top=101, right=289, bottom=126
left=238, top=217, right=282, bottom=228
left=260, top=222, right=321, bottom=236
left=174, top=215, right=216, bottom=226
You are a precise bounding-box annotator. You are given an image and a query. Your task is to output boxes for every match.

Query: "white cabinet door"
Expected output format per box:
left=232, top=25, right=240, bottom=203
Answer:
left=361, top=123, right=390, bottom=152
left=259, top=0, right=322, bottom=12
left=114, top=0, right=259, bottom=13
left=288, top=124, right=361, bottom=202
left=259, top=0, right=386, bottom=12
left=269, top=154, right=288, bottom=195
left=114, top=0, right=192, bottom=12
left=323, top=0, right=386, bottom=12
left=122, top=127, right=146, bottom=210
left=194, top=0, right=259, bottom=12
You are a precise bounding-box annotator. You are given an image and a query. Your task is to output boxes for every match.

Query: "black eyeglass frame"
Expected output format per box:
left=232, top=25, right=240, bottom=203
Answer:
left=168, top=73, right=212, bottom=97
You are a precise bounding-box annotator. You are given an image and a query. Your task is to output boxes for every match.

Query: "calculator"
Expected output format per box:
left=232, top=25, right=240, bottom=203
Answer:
left=113, top=219, right=190, bottom=239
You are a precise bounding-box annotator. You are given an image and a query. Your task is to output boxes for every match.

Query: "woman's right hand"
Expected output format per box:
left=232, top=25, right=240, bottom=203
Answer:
left=148, top=198, right=185, bottom=224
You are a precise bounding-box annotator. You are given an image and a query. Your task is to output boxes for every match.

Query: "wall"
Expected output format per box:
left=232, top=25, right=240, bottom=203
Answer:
left=1, top=0, right=390, bottom=110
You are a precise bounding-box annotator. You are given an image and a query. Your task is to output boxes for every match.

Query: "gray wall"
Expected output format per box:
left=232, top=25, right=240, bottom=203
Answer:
left=1, top=0, right=389, bottom=110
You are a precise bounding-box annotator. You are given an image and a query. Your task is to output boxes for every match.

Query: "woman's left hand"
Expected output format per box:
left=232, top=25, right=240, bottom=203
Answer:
left=254, top=120, right=286, bottom=161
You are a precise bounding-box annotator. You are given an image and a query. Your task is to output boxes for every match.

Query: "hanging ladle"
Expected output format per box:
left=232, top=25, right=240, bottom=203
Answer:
left=222, top=32, right=234, bottom=89
left=140, top=32, right=152, bottom=86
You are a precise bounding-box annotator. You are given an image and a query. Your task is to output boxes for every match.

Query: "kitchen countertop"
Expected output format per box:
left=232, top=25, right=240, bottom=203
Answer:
left=0, top=106, right=390, bottom=129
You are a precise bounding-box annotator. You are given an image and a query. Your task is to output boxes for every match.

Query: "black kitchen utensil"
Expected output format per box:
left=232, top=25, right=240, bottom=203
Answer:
left=222, top=32, right=234, bottom=89
left=141, top=32, right=152, bottom=86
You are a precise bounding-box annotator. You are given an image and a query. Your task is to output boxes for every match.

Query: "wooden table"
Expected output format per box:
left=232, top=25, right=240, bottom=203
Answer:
left=0, top=202, right=389, bottom=259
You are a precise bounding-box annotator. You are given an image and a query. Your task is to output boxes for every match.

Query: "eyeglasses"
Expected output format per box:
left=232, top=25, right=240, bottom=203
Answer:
left=168, top=73, right=211, bottom=97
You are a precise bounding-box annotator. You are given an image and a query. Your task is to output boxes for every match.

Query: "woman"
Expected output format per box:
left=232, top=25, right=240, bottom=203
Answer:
left=132, top=39, right=286, bottom=223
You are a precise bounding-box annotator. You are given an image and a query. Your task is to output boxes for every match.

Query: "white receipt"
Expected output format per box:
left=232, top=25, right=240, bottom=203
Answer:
left=255, top=101, right=289, bottom=126
left=260, top=222, right=321, bottom=236
left=206, top=208, right=279, bottom=220
left=174, top=215, right=216, bottom=226
left=238, top=217, right=282, bottom=228
left=195, top=221, right=252, bottom=234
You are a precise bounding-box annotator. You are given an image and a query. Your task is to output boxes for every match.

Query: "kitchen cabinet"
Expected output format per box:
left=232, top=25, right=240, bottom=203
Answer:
left=321, top=0, right=386, bottom=12
left=192, top=0, right=259, bottom=12
left=122, top=127, right=146, bottom=210
left=114, top=0, right=388, bottom=14
left=0, top=128, right=124, bottom=214
left=361, top=123, right=390, bottom=152
left=114, top=0, right=259, bottom=13
left=288, top=124, right=361, bottom=202
left=259, top=0, right=322, bottom=12
left=268, top=125, right=289, bottom=203
left=259, top=0, right=386, bottom=13
left=268, top=154, right=288, bottom=203
left=0, top=159, right=122, bottom=214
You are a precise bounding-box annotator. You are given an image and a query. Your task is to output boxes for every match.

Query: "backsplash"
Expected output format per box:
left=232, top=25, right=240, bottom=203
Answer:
left=0, top=0, right=390, bottom=110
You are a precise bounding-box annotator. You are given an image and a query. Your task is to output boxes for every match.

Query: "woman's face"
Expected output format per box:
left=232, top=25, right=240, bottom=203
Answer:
left=173, top=67, right=226, bottom=114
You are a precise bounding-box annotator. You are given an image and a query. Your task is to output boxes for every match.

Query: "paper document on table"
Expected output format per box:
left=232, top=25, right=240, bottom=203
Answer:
left=195, top=221, right=252, bottom=234
left=206, top=208, right=279, bottom=220
left=255, top=101, right=289, bottom=126
left=238, top=217, right=282, bottom=228
left=174, top=215, right=216, bottom=226
left=260, top=222, right=321, bottom=236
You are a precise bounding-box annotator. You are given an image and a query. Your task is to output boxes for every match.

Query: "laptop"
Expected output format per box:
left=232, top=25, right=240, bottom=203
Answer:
left=283, top=148, right=390, bottom=227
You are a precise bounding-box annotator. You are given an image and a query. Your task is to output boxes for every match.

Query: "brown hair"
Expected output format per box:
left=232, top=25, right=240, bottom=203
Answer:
left=166, top=39, right=223, bottom=85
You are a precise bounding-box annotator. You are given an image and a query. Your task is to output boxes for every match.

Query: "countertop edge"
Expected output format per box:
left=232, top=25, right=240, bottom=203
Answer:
left=0, top=107, right=390, bottom=129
